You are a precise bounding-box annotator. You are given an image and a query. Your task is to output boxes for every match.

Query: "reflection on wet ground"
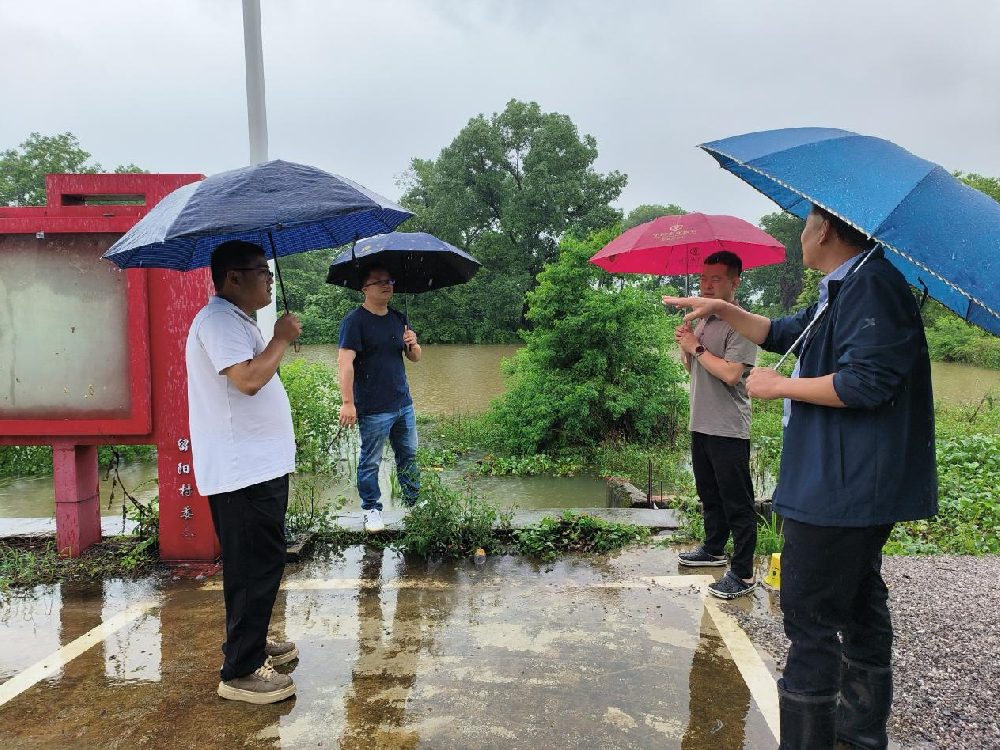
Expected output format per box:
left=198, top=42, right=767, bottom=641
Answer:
left=1, top=547, right=778, bottom=748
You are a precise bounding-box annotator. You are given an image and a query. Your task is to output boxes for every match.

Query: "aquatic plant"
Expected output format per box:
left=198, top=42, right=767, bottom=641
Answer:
left=515, top=511, right=651, bottom=562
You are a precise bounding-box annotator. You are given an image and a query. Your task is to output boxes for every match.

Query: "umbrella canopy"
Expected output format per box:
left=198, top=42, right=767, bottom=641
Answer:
left=326, top=232, right=481, bottom=294
left=102, top=160, right=412, bottom=271
left=589, top=212, right=785, bottom=275
left=700, top=128, right=1000, bottom=336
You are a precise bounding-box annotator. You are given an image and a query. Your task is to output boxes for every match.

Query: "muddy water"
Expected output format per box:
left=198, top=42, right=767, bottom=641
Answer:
left=284, top=343, right=520, bottom=415
left=4, top=346, right=997, bottom=521
left=0, top=460, right=159, bottom=520
left=285, top=343, right=1000, bottom=410
left=930, top=360, right=1000, bottom=404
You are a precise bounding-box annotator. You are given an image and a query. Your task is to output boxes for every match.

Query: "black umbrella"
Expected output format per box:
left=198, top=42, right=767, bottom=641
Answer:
left=327, top=232, right=482, bottom=341
left=326, top=231, right=481, bottom=293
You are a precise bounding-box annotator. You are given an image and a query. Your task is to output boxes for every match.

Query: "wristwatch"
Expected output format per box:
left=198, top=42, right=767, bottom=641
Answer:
left=693, top=345, right=706, bottom=358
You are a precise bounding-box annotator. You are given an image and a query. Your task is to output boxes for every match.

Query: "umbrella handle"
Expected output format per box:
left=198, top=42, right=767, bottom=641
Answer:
left=404, top=295, right=412, bottom=352
left=267, top=230, right=300, bottom=353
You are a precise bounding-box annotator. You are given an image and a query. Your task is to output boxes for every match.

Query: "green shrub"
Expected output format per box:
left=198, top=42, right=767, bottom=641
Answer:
left=0, top=445, right=52, bottom=477
left=476, top=452, right=585, bottom=477
left=399, top=474, right=512, bottom=557
left=1, top=444, right=156, bottom=479
left=280, top=358, right=343, bottom=471
left=486, top=228, right=689, bottom=455
left=590, top=440, right=692, bottom=495
left=886, top=432, right=1000, bottom=554
left=925, top=314, right=1000, bottom=369
left=515, top=511, right=651, bottom=561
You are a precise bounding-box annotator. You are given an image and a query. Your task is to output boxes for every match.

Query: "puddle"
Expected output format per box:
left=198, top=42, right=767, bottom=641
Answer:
left=0, top=546, right=777, bottom=747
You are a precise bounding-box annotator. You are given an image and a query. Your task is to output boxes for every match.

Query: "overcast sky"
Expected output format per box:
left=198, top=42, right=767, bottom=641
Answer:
left=3, top=1, right=998, bottom=224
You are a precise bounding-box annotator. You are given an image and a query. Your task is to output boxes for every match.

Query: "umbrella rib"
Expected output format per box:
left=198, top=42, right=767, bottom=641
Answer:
left=875, top=239, right=999, bottom=321
left=701, top=145, right=1000, bottom=327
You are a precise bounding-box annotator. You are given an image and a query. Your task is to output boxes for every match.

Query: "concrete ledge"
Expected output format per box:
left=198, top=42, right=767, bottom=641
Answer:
left=0, top=517, right=136, bottom=539
left=331, top=507, right=682, bottom=533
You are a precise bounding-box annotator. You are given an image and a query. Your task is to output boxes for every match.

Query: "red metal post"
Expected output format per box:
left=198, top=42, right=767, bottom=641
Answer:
left=52, top=443, right=101, bottom=557
left=149, top=267, right=221, bottom=562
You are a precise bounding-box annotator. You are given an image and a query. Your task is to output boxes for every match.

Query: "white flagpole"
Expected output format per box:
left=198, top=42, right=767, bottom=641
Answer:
left=242, top=0, right=277, bottom=342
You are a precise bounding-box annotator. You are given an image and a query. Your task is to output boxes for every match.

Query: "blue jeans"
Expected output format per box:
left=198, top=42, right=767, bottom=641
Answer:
left=357, top=404, right=420, bottom=511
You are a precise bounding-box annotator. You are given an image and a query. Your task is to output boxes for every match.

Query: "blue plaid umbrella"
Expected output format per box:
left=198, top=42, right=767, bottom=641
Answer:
left=700, top=128, right=1000, bottom=336
left=102, top=160, right=412, bottom=311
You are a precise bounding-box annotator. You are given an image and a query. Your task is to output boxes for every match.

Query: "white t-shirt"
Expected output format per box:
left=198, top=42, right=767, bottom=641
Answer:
left=185, top=296, right=295, bottom=496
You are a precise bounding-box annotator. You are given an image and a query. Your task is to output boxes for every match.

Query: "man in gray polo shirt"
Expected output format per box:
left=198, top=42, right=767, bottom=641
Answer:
left=671, top=250, right=758, bottom=599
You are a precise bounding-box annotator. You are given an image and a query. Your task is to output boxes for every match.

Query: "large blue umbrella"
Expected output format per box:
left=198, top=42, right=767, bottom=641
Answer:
left=325, top=231, right=481, bottom=294
left=102, top=160, right=413, bottom=311
left=699, top=128, right=1000, bottom=336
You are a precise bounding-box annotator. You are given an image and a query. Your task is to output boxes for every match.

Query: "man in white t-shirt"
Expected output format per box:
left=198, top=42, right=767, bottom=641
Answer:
left=185, top=239, right=301, bottom=705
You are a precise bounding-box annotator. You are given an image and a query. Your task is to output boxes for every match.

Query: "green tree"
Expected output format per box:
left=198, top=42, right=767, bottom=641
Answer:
left=1, top=132, right=147, bottom=206
left=398, top=100, right=627, bottom=340
left=955, top=171, right=1000, bottom=202
left=486, top=228, right=689, bottom=454
left=0, top=132, right=101, bottom=206
left=794, top=268, right=824, bottom=309
left=114, top=163, right=149, bottom=174
left=739, top=212, right=806, bottom=313
left=622, top=203, right=687, bottom=231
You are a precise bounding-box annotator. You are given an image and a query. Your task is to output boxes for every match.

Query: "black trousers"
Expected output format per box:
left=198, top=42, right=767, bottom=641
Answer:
left=780, top=518, right=894, bottom=696
left=208, top=474, right=288, bottom=682
left=690, top=431, right=756, bottom=580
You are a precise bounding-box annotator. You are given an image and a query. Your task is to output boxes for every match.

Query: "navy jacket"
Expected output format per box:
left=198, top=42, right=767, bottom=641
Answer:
left=763, top=248, right=937, bottom=527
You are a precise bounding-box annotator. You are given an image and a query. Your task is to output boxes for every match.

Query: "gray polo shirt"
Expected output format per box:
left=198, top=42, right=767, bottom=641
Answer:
left=688, top=314, right=758, bottom=439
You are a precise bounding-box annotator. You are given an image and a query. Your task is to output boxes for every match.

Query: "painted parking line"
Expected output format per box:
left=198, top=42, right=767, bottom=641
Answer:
left=199, top=576, right=710, bottom=592
left=0, top=601, right=157, bottom=709
left=649, top=575, right=781, bottom=742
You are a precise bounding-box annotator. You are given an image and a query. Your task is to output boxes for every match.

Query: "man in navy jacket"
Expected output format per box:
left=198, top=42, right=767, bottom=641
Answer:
left=664, top=204, right=937, bottom=750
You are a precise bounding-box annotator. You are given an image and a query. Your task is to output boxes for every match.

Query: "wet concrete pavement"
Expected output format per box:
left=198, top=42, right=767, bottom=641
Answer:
left=1, top=547, right=779, bottom=748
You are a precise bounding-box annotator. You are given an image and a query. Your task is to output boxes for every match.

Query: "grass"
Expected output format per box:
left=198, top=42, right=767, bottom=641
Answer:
left=0, top=535, right=163, bottom=591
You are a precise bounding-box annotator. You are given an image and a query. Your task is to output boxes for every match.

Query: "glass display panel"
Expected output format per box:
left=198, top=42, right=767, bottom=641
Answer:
left=0, top=235, right=132, bottom=419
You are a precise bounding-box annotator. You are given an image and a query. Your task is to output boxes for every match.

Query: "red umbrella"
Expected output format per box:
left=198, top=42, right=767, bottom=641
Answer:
left=590, top=213, right=785, bottom=286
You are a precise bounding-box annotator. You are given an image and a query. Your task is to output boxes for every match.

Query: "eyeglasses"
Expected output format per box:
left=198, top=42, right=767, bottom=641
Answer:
left=233, top=266, right=274, bottom=279
left=362, top=279, right=395, bottom=288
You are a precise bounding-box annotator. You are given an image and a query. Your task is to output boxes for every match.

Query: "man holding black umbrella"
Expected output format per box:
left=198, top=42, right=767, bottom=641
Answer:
left=664, top=205, right=937, bottom=749
left=338, top=264, right=422, bottom=534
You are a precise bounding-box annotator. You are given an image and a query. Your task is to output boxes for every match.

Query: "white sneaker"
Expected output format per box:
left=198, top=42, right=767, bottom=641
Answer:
left=364, top=509, right=385, bottom=533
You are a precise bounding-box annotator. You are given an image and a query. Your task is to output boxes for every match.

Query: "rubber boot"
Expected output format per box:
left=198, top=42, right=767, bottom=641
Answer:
left=778, top=684, right=838, bottom=750
left=836, top=657, right=893, bottom=749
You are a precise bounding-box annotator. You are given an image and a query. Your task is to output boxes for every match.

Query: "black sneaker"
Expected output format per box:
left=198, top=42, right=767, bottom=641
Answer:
left=678, top=546, right=728, bottom=567
left=708, top=570, right=755, bottom=600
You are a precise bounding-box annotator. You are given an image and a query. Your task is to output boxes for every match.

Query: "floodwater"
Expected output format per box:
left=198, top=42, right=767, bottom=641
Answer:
left=3, top=346, right=997, bottom=524
left=285, top=343, right=1000, bottom=411
left=0, top=546, right=779, bottom=748
left=284, top=343, right=520, bottom=415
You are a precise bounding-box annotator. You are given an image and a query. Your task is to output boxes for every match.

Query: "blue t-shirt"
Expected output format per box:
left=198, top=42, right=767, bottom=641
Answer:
left=338, top=305, right=412, bottom=417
